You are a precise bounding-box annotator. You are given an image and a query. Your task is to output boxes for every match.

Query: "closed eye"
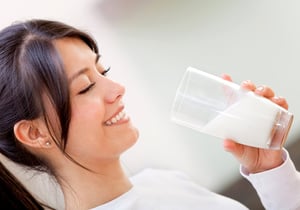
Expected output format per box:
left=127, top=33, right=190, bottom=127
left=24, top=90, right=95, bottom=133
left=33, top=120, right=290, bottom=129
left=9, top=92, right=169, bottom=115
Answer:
left=78, top=82, right=96, bottom=95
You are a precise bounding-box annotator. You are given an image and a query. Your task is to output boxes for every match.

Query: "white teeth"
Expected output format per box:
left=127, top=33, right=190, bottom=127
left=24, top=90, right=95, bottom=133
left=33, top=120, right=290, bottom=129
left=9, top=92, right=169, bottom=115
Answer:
left=105, top=110, right=126, bottom=126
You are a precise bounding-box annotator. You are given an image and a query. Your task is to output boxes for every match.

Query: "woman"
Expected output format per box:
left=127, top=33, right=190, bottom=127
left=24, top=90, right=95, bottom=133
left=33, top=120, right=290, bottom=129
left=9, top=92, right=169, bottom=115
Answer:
left=0, top=19, right=299, bottom=210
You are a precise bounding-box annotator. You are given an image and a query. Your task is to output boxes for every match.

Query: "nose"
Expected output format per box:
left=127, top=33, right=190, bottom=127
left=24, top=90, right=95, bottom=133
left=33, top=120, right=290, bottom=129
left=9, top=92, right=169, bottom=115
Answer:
left=103, top=78, right=125, bottom=104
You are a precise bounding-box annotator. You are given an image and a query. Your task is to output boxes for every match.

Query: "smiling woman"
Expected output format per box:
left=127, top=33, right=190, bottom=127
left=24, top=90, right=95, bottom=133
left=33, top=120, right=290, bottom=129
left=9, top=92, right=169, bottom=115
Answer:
left=52, top=37, right=138, bottom=175
left=0, top=19, right=299, bottom=210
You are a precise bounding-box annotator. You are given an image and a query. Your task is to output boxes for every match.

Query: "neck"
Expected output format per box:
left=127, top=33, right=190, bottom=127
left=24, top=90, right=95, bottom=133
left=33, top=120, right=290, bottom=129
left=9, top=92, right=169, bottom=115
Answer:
left=57, top=159, right=132, bottom=210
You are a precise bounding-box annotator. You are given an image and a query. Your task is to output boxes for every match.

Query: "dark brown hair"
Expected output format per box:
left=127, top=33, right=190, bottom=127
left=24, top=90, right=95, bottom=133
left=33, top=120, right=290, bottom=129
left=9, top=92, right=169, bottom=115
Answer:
left=0, top=161, right=44, bottom=209
left=0, top=19, right=99, bottom=209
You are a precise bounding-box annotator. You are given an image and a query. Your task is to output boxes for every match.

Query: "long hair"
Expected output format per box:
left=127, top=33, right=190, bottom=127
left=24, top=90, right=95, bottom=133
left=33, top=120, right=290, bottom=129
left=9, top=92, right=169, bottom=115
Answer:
left=0, top=19, right=99, bottom=208
left=0, top=161, right=44, bottom=209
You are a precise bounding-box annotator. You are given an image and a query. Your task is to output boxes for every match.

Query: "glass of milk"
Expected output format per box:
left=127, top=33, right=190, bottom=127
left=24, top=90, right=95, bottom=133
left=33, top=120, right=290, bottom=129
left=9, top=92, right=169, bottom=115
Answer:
left=170, top=67, right=293, bottom=149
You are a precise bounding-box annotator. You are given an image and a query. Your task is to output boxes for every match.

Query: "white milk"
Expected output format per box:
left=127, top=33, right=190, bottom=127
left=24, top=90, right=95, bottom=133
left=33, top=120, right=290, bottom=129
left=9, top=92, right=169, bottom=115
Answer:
left=201, top=93, right=279, bottom=148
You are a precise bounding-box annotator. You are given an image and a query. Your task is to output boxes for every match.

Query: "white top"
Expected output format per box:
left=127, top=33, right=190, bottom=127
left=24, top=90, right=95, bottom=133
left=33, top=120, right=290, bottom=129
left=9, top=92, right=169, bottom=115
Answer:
left=91, top=150, right=300, bottom=210
left=92, top=169, right=247, bottom=210
left=241, top=149, right=300, bottom=210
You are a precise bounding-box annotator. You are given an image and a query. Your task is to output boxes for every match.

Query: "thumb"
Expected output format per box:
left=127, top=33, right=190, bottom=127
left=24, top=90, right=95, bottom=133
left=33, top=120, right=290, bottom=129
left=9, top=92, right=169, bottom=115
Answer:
left=223, top=139, right=244, bottom=159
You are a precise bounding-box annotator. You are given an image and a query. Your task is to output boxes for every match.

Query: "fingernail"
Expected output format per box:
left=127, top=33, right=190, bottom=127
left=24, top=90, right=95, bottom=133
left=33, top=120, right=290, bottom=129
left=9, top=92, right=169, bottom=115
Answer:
left=272, top=96, right=280, bottom=101
left=241, top=80, right=251, bottom=85
left=256, top=86, right=264, bottom=92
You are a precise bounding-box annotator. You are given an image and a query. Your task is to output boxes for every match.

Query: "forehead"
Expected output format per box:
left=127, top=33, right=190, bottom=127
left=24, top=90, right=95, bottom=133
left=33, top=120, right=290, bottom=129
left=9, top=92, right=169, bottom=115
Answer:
left=54, top=38, right=96, bottom=78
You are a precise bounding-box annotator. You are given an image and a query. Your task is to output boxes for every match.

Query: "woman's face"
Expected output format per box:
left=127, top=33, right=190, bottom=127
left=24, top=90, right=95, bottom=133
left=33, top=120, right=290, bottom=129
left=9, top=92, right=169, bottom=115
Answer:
left=54, top=38, right=138, bottom=169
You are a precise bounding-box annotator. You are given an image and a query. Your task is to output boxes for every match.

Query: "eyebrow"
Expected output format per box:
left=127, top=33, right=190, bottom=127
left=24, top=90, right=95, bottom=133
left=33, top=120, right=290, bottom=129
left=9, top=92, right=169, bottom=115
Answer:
left=68, top=54, right=100, bottom=84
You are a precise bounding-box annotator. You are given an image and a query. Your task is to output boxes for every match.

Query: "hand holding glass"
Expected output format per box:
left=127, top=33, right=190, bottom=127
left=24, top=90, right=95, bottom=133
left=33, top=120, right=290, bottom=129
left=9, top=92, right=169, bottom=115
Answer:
left=171, top=67, right=293, bottom=149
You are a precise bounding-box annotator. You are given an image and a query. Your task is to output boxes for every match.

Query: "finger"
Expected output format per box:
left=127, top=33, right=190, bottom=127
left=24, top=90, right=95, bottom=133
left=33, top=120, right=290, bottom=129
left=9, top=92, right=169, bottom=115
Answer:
left=222, top=74, right=233, bottom=82
left=271, top=96, right=289, bottom=110
left=254, top=85, right=275, bottom=98
left=223, top=139, right=236, bottom=152
left=240, top=80, right=256, bottom=91
left=223, top=139, right=244, bottom=158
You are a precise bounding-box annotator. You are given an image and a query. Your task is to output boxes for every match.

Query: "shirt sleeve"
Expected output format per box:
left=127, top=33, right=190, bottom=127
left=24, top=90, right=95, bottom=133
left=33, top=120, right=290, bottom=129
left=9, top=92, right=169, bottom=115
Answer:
left=240, top=149, right=300, bottom=210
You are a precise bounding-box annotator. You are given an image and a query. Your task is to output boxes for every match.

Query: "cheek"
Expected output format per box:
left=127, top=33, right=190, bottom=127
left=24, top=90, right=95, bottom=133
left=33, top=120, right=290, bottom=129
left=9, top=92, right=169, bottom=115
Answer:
left=69, top=100, right=105, bottom=139
left=65, top=100, right=107, bottom=157
left=72, top=98, right=104, bottom=121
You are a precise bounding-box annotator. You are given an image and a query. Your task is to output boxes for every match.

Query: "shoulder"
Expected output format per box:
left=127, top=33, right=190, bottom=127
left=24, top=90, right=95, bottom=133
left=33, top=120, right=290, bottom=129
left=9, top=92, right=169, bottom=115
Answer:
left=93, top=168, right=248, bottom=210
left=130, top=168, right=191, bottom=186
left=130, top=168, right=248, bottom=209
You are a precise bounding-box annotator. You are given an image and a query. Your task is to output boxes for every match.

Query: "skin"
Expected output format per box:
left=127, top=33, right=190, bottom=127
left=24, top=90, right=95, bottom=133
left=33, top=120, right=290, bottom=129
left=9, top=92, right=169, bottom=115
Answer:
left=15, top=37, right=139, bottom=210
left=222, top=74, right=288, bottom=173
left=53, top=38, right=139, bottom=209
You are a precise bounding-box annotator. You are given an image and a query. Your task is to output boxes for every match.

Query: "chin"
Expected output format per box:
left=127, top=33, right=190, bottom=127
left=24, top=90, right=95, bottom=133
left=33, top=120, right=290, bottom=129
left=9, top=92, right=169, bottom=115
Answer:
left=130, top=126, right=139, bottom=143
left=127, top=126, right=139, bottom=149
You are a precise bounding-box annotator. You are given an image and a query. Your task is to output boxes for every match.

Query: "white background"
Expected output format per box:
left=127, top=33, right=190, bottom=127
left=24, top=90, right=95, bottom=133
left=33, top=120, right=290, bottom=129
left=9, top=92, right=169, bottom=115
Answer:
left=1, top=0, right=300, bottom=207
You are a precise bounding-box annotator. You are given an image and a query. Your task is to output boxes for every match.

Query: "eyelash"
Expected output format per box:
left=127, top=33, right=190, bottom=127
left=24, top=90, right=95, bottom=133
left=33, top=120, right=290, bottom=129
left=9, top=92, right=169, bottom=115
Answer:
left=78, top=67, right=111, bottom=95
left=101, top=66, right=111, bottom=76
left=78, top=82, right=96, bottom=95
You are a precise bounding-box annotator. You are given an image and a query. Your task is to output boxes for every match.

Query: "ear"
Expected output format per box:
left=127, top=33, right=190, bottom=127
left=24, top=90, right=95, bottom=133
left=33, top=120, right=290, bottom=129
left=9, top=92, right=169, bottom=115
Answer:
left=14, top=119, right=52, bottom=149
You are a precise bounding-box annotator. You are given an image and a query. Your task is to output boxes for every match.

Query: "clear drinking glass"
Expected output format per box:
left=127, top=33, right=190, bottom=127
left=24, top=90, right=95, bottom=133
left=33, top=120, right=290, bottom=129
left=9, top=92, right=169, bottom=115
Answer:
left=170, top=67, right=293, bottom=149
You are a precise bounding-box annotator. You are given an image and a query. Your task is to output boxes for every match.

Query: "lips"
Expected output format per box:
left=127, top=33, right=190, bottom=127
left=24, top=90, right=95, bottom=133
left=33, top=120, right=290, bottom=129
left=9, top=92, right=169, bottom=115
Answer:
left=105, top=109, right=126, bottom=126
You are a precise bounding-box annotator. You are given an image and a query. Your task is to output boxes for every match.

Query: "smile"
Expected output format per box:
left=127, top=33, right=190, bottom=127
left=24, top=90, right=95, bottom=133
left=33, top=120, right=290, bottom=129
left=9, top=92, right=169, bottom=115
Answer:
left=105, top=110, right=127, bottom=126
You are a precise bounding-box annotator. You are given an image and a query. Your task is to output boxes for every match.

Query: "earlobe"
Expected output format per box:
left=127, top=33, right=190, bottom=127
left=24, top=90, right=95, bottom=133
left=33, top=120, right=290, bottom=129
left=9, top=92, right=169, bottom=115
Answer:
left=14, top=120, right=52, bottom=149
